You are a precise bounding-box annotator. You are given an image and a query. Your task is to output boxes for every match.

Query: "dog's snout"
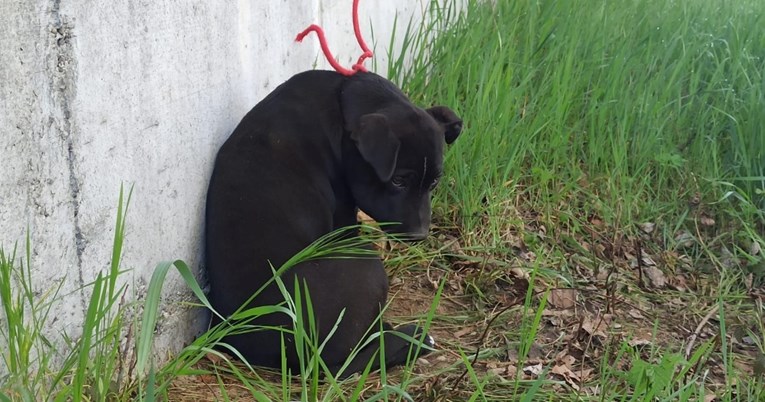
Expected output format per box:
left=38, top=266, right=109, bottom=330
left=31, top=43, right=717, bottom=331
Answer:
left=383, top=222, right=429, bottom=242
left=407, top=230, right=429, bottom=242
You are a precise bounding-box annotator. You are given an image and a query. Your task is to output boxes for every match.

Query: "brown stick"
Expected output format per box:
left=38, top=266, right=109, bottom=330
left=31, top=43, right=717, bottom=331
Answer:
left=684, top=304, right=720, bottom=360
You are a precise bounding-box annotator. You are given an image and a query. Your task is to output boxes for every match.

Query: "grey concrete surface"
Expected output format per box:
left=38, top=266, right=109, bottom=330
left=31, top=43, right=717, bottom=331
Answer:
left=0, top=0, right=447, bottom=369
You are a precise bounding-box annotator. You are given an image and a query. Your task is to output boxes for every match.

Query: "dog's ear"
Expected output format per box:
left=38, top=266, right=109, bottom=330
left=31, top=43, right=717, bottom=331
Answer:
left=427, top=106, right=463, bottom=144
left=351, top=114, right=400, bottom=182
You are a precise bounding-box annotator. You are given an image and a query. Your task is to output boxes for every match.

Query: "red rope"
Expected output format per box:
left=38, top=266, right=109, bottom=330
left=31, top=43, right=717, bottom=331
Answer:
left=295, top=0, right=373, bottom=76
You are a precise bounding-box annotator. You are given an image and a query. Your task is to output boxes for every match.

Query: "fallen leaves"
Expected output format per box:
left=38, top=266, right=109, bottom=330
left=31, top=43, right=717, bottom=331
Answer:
left=580, top=314, right=611, bottom=339
left=549, top=289, right=577, bottom=309
left=523, top=363, right=543, bottom=376
left=551, top=359, right=594, bottom=391
left=638, top=222, right=655, bottom=234
left=642, top=266, right=667, bottom=288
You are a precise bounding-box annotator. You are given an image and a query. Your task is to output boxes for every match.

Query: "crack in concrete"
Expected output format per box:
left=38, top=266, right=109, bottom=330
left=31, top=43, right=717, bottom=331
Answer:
left=49, top=0, right=87, bottom=315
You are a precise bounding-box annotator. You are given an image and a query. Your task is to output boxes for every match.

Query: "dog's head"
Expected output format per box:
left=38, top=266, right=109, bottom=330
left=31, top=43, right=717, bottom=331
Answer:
left=341, top=74, right=462, bottom=240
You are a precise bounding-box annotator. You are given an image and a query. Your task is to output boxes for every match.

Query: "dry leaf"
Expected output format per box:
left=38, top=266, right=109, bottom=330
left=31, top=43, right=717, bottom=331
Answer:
left=551, top=364, right=581, bottom=390
left=549, top=288, right=577, bottom=309
left=581, top=315, right=609, bottom=338
left=750, top=241, right=762, bottom=256
left=590, top=216, right=604, bottom=228
left=720, top=246, right=738, bottom=269
left=445, top=237, right=463, bottom=255
left=357, top=210, right=375, bottom=223
left=595, top=267, right=609, bottom=281
left=488, top=363, right=517, bottom=378
left=641, top=255, right=657, bottom=266
left=669, top=274, right=688, bottom=292
left=523, top=363, right=543, bottom=376
left=700, top=215, right=715, bottom=226
left=630, top=255, right=658, bottom=268
left=551, top=363, right=594, bottom=391
left=558, top=354, right=576, bottom=367
left=520, top=251, right=537, bottom=261
left=643, top=266, right=666, bottom=288
left=628, top=337, right=652, bottom=347
left=454, top=327, right=475, bottom=338
left=205, top=351, right=225, bottom=365
left=527, top=342, right=544, bottom=361
left=674, top=230, right=695, bottom=247
left=638, top=222, right=655, bottom=234
left=510, top=267, right=529, bottom=279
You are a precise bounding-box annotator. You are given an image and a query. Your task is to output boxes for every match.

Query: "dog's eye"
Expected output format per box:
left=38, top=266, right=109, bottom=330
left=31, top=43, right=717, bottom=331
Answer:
left=391, top=175, right=407, bottom=188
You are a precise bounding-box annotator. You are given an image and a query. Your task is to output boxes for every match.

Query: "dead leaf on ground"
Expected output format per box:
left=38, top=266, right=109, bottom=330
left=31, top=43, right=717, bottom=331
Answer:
left=643, top=266, right=667, bottom=288
left=720, top=246, right=739, bottom=269
left=589, top=215, right=604, bottom=228
left=549, top=288, right=577, bottom=309
left=699, top=215, right=715, bottom=227
left=551, top=363, right=594, bottom=391
left=628, top=337, right=652, bottom=348
left=523, top=363, right=543, bottom=376
left=674, top=230, right=695, bottom=247
left=556, top=353, right=576, bottom=367
left=630, top=255, right=658, bottom=268
left=638, top=222, right=655, bottom=234
left=509, top=267, right=529, bottom=279
left=750, top=241, right=762, bottom=256
left=486, top=362, right=518, bottom=378
left=205, top=351, right=225, bottom=365
left=520, top=250, right=537, bottom=261
left=669, top=273, right=689, bottom=292
left=453, top=326, right=475, bottom=338
left=581, top=315, right=611, bottom=338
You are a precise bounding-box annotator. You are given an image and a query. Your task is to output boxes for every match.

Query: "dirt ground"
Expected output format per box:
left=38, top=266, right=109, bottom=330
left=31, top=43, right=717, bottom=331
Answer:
left=166, top=212, right=765, bottom=401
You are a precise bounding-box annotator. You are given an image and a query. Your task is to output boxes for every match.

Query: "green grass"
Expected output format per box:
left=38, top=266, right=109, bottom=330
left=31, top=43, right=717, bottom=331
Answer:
left=383, top=0, right=765, bottom=399
left=1, top=193, right=438, bottom=401
left=3, top=0, right=765, bottom=400
left=391, top=0, right=764, bottom=239
left=1, top=186, right=132, bottom=400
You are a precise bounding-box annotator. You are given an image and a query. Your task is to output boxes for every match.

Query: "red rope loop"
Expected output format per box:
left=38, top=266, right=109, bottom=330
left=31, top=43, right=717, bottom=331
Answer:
left=295, top=0, right=373, bottom=76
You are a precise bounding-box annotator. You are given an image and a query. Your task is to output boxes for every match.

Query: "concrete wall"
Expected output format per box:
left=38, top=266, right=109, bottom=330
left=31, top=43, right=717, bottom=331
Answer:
left=0, top=0, right=441, bottom=365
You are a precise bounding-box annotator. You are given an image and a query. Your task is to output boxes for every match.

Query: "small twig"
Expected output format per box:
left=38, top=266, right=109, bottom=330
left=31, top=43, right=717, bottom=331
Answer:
left=636, top=238, right=647, bottom=290
left=684, top=304, right=720, bottom=360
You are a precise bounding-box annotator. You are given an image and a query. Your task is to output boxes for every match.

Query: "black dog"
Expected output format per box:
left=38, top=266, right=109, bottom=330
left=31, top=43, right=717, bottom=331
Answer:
left=205, top=70, right=462, bottom=376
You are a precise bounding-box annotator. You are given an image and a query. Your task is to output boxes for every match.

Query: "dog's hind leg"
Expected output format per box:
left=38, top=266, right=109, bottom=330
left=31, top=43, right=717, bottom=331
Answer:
left=328, top=322, right=435, bottom=378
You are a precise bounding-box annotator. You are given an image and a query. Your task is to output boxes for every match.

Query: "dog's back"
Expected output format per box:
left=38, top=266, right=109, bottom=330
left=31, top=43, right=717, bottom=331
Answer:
left=206, top=71, right=346, bottom=312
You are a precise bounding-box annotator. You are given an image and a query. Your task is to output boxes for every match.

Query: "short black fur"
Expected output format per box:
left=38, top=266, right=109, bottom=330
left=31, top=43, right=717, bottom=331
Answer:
left=205, top=70, right=462, bottom=376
